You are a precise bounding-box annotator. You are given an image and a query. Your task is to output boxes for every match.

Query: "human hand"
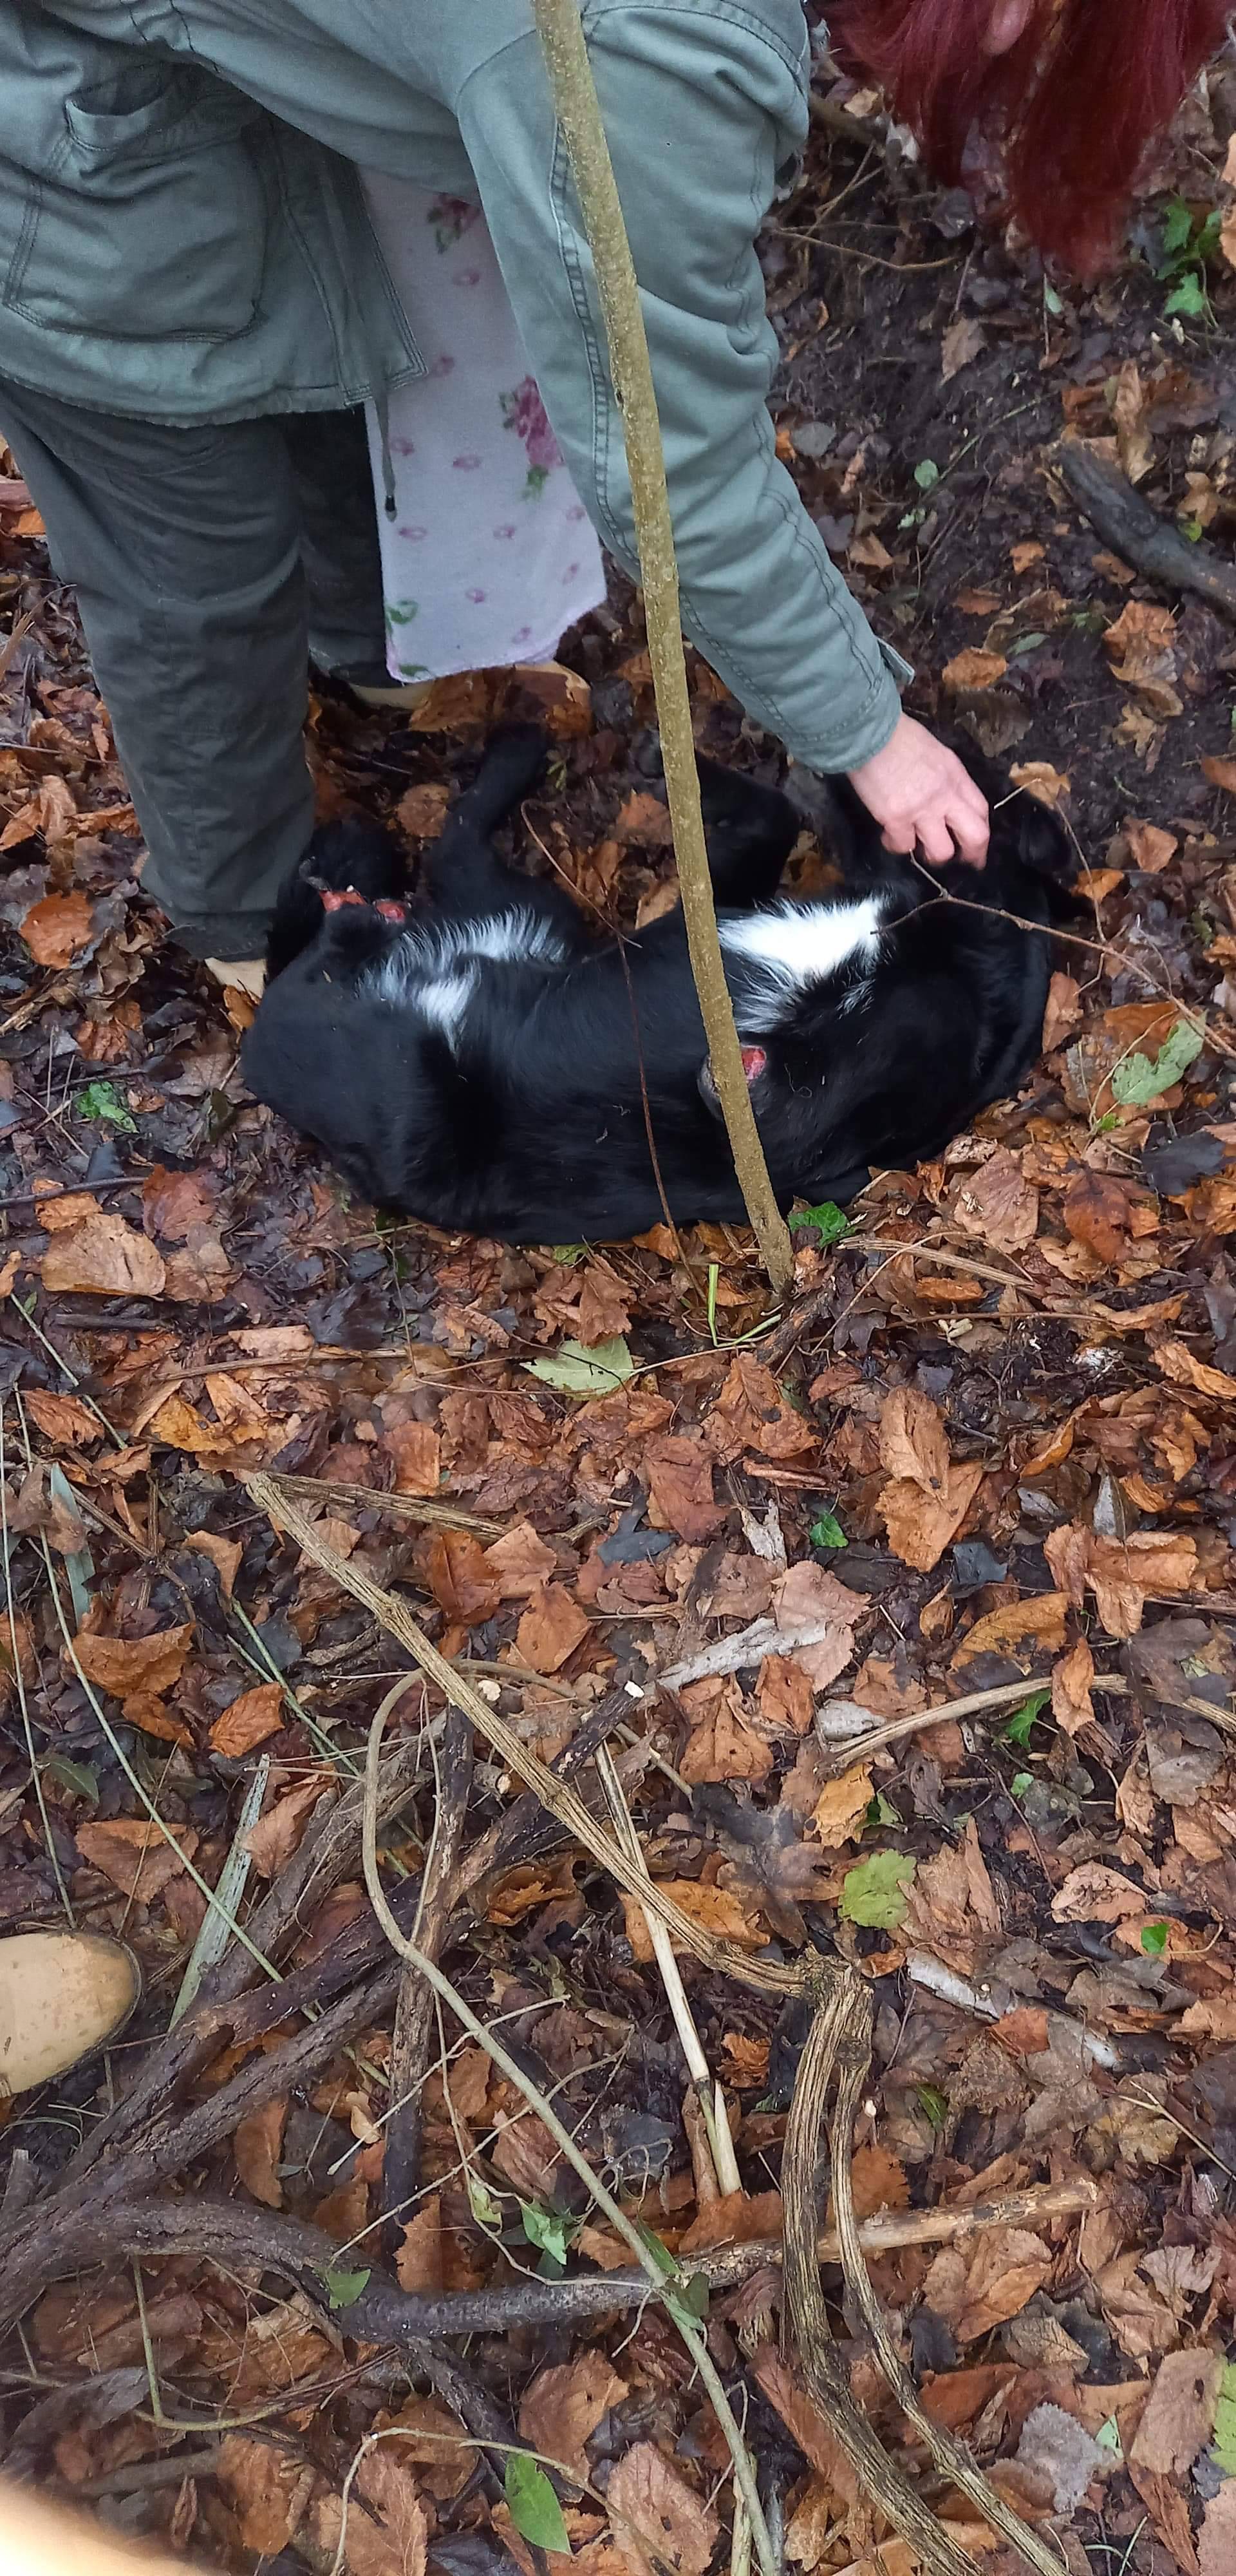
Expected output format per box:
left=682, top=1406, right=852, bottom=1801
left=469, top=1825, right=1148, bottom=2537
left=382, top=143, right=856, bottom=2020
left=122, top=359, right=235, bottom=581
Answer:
left=846, top=714, right=990, bottom=868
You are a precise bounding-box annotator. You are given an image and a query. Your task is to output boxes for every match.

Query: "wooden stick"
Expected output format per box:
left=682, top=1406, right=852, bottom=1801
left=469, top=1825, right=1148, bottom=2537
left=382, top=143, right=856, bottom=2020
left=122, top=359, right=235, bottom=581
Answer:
left=529, top=0, right=793, bottom=1296
left=382, top=1700, right=473, bottom=2257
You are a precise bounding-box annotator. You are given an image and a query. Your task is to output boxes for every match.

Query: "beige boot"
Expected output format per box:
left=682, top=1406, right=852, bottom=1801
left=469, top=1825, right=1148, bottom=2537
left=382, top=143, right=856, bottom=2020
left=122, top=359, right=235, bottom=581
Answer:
left=0, top=1931, right=140, bottom=2097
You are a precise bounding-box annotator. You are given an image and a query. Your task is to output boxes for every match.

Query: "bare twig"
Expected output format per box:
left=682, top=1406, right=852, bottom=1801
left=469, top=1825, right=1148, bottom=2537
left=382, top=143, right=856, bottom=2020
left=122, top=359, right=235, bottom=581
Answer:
left=595, top=1741, right=742, bottom=2194
left=382, top=1693, right=473, bottom=2255
left=782, top=1980, right=1058, bottom=2576
left=359, top=1697, right=780, bottom=2576
left=530, top=0, right=793, bottom=1294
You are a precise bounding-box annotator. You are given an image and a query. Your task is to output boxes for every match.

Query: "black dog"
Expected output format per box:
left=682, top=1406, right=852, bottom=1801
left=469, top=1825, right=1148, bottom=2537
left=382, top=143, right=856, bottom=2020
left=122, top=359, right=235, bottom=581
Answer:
left=241, top=725, right=1073, bottom=1242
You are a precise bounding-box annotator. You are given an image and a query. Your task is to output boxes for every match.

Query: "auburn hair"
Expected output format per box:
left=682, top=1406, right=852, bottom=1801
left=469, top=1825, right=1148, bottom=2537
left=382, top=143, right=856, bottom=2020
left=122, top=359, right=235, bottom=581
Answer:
left=825, top=0, right=1231, bottom=270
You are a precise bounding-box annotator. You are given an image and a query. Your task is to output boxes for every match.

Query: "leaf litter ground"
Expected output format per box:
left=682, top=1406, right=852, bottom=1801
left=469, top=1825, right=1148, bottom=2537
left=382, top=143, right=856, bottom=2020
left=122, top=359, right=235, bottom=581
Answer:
left=1, top=63, right=1236, bottom=2576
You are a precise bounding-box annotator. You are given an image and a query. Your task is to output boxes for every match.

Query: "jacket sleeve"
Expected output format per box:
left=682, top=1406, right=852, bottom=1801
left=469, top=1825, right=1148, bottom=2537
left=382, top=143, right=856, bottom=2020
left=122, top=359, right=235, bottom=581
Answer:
left=455, top=0, right=906, bottom=773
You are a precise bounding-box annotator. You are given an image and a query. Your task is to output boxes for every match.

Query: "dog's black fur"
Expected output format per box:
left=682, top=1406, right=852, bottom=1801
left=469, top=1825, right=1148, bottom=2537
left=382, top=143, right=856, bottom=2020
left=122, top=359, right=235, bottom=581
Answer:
left=241, top=724, right=1074, bottom=1242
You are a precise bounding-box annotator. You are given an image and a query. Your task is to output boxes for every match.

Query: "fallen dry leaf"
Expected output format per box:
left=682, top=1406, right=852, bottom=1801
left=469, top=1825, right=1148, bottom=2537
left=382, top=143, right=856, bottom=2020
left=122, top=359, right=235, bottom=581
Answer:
left=515, top=1581, right=590, bottom=1673
left=1045, top=1520, right=1199, bottom=1636
left=75, top=1816, right=196, bottom=1904
left=1153, top=1337, right=1236, bottom=1401
left=243, top=1777, right=332, bottom=1877
left=41, top=1211, right=165, bottom=1298
left=643, top=1434, right=725, bottom=1541
left=216, top=2434, right=311, bottom=2556
left=953, top=1591, right=1068, bottom=1664
left=813, top=1763, right=873, bottom=1848
left=234, top=2096, right=286, bottom=2210
left=1051, top=1636, right=1096, bottom=1734
left=21, top=888, right=93, bottom=965
left=942, top=648, right=1009, bottom=694
left=880, top=1461, right=983, bottom=1573
left=950, top=1149, right=1038, bottom=1251
left=209, top=1681, right=285, bottom=1757
left=1042, top=971, right=1082, bottom=1051
left=73, top=1620, right=193, bottom=1700
left=922, top=2226, right=1052, bottom=2340
left=384, top=1420, right=441, bottom=1495
left=606, top=2441, right=718, bottom=2576
left=426, top=1529, right=500, bottom=1626
left=621, top=1879, right=767, bottom=1958
left=1129, top=2347, right=1224, bottom=2477
left=1200, top=2480, right=1236, bottom=2576
left=1051, top=1863, right=1151, bottom=1923
left=483, top=1520, right=559, bottom=1597
left=519, top=2353, right=626, bottom=2486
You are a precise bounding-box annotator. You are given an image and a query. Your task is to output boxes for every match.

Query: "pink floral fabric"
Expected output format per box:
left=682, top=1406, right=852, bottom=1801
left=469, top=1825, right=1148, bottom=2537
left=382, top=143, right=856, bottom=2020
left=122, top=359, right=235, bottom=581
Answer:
left=359, top=175, right=604, bottom=680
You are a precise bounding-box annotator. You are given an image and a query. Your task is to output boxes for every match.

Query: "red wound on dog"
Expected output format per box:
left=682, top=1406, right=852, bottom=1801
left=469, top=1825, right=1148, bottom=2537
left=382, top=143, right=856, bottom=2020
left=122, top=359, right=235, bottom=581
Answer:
left=740, top=1046, right=768, bottom=1082
left=374, top=899, right=407, bottom=923
left=320, top=887, right=368, bottom=913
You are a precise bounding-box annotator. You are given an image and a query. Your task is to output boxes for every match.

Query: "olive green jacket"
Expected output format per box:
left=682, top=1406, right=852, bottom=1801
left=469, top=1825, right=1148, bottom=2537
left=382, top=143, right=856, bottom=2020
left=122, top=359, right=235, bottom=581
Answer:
left=0, top=1, right=906, bottom=770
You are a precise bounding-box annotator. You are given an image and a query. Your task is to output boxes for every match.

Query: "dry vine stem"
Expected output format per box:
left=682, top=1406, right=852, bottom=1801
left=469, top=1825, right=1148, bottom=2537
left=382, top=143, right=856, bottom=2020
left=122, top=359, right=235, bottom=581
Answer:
left=248, top=1471, right=1054, bottom=2576
left=359, top=1696, right=779, bottom=2576
left=529, top=0, right=793, bottom=1296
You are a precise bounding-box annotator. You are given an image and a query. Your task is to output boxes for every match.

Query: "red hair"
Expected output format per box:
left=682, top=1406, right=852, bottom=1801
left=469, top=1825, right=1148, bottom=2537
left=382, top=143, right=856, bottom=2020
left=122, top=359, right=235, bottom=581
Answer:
left=826, top=0, right=1231, bottom=270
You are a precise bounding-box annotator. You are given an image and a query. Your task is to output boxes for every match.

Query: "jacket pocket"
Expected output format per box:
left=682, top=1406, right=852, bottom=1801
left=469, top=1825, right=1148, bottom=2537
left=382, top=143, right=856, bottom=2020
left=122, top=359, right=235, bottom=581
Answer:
left=4, top=64, right=268, bottom=343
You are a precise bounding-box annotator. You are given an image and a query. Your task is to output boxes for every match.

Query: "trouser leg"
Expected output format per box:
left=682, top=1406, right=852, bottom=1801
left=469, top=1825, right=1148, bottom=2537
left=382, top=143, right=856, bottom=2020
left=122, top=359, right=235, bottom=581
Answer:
left=283, top=402, right=388, bottom=675
left=0, top=379, right=315, bottom=960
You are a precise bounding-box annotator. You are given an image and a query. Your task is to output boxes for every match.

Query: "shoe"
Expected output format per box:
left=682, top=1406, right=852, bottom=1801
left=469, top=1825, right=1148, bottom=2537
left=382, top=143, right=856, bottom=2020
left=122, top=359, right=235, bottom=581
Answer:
left=0, top=1931, right=141, bottom=2097
left=204, top=956, right=266, bottom=1001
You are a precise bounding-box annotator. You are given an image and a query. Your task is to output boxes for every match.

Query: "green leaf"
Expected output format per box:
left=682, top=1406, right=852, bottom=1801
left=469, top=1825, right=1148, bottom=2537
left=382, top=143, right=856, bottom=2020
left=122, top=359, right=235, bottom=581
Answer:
left=524, top=1336, right=634, bottom=1397
left=1008, top=632, right=1049, bottom=657
left=321, top=2265, right=371, bottom=2311
left=1094, top=2415, right=1123, bottom=2459
left=550, top=1244, right=586, bottom=1265
left=810, top=1511, right=847, bottom=1551
left=916, top=2083, right=948, bottom=2133
left=521, top=2202, right=574, bottom=2273
left=1140, top=1920, right=1168, bottom=1955
left=1043, top=282, right=1064, bottom=318
left=1111, top=1018, right=1204, bottom=1107
left=505, top=2455, right=570, bottom=2555
left=866, top=1790, right=901, bottom=1828
left=1010, top=1772, right=1034, bottom=1797
left=1197, top=209, right=1223, bottom=261
left=913, top=459, right=941, bottom=491
left=789, top=1199, right=851, bottom=1243
left=77, top=1079, right=136, bottom=1133
left=1161, top=198, right=1195, bottom=260
left=1181, top=515, right=1204, bottom=543
left=1165, top=271, right=1208, bottom=319
left=466, top=2172, right=503, bottom=2232
left=42, top=1754, right=99, bottom=1804
left=1002, top=1687, right=1051, bottom=1748
left=664, top=2271, right=711, bottom=2331
left=839, top=1850, right=916, bottom=1929
left=1212, top=2362, right=1236, bottom=2474
left=634, top=2221, right=679, bottom=2278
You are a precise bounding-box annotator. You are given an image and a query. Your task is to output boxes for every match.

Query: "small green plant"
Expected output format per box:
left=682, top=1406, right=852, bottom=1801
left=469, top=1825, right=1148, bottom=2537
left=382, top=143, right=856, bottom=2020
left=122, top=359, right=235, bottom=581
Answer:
left=1110, top=1018, right=1204, bottom=1109
left=810, top=1510, right=847, bottom=1551
left=1156, top=196, right=1221, bottom=321
left=78, top=1079, right=136, bottom=1132
left=1002, top=1687, right=1051, bottom=1748
left=840, top=1850, right=916, bottom=1929
left=1140, top=1920, right=1169, bottom=1956
left=789, top=1199, right=851, bottom=1245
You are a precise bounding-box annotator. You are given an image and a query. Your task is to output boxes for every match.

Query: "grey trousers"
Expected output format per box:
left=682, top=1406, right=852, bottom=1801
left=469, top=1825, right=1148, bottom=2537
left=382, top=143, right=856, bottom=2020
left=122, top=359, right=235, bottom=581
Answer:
left=0, top=383, right=387, bottom=958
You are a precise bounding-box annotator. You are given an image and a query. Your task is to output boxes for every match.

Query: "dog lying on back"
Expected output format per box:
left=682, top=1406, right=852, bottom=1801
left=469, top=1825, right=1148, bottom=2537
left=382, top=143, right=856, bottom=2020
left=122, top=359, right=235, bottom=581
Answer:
left=241, top=724, right=1074, bottom=1243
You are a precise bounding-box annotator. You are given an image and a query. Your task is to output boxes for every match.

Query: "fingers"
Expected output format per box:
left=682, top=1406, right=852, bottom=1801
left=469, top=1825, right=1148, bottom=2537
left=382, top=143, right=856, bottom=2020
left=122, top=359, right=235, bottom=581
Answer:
left=916, top=812, right=959, bottom=868
left=943, top=779, right=991, bottom=868
left=846, top=715, right=991, bottom=871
